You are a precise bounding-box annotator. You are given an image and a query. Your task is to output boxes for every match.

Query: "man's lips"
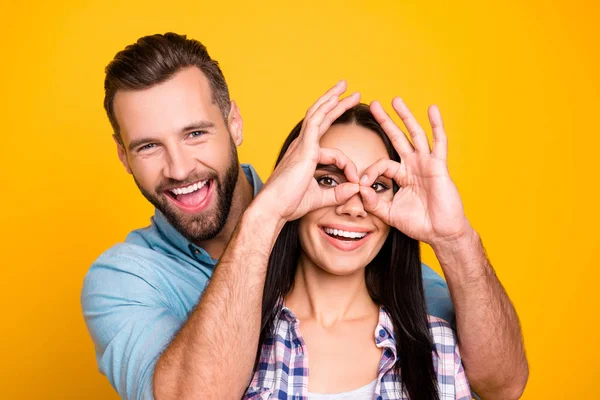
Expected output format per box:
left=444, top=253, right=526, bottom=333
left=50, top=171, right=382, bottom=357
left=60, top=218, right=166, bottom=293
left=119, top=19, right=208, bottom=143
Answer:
left=164, top=179, right=214, bottom=213
left=163, top=179, right=210, bottom=197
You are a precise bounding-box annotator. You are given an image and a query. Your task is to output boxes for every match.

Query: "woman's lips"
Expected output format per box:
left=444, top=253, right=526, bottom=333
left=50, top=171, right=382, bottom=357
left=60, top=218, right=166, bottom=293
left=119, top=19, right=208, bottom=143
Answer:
left=319, top=225, right=372, bottom=252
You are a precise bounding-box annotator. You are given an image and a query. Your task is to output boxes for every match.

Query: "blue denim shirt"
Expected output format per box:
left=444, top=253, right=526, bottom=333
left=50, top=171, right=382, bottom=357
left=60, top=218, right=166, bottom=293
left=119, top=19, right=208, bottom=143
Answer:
left=81, top=164, right=455, bottom=400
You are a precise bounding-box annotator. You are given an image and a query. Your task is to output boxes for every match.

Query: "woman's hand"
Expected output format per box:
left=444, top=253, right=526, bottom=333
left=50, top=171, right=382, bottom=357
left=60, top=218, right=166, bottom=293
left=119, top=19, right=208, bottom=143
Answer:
left=358, top=97, right=472, bottom=247
left=255, top=81, right=361, bottom=223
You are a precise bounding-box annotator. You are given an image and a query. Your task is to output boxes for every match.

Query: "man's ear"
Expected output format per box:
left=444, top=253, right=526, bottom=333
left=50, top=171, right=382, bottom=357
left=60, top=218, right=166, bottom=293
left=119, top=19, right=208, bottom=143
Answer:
left=113, top=134, right=132, bottom=174
left=228, top=100, right=244, bottom=147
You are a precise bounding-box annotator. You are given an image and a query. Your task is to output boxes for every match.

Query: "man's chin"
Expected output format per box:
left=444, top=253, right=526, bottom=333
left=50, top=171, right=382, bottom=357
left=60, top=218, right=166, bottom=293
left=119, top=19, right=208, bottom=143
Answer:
left=160, top=204, right=224, bottom=243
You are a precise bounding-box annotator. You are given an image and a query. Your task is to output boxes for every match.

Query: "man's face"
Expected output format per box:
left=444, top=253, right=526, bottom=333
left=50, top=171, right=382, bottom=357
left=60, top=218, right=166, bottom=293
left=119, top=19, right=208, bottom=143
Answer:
left=113, top=66, right=243, bottom=243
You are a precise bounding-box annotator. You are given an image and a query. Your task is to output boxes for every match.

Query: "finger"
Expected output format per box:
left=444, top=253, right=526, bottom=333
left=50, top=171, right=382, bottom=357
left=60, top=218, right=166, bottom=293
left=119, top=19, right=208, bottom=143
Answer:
left=428, top=104, right=447, bottom=160
left=305, top=80, right=348, bottom=121
left=359, top=186, right=391, bottom=220
left=391, top=97, right=431, bottom=153
left=359, top=158, right=407, bottom=188
left=370, top=100, right=414, bottom=157
left=318, top=92, right=361, bottom=136
left=318, top=147, right=360, bottom=183
left=303, top=92, right=361, bottom=144
left=300, top=95, right=340, bottom=142
left=280, top=137, right=300, bottom=160
left=275, top=137, right=309, bottom=171
left=319, top=182, right=360, bottom=208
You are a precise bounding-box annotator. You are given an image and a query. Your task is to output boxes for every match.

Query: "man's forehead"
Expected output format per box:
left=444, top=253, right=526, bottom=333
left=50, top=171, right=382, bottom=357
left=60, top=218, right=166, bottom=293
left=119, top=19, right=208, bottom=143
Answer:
left=113, top=67, right=221, bottom=141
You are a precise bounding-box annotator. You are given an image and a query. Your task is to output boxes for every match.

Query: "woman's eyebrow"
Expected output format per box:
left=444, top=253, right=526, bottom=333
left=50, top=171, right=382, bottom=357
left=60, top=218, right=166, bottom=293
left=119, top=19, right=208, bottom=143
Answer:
left=315, top=164, right=345, bottom=175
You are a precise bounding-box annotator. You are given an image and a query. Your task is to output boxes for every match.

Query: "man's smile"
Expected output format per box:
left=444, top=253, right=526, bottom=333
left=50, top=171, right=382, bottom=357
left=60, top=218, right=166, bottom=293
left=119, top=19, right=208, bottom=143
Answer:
left=165, top=179, right=214, bottom=213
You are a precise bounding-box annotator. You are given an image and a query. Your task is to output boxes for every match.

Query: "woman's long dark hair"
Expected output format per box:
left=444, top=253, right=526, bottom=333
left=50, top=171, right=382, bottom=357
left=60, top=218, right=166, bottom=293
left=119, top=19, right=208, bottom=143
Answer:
left=257, top=103, right=439, bottom=400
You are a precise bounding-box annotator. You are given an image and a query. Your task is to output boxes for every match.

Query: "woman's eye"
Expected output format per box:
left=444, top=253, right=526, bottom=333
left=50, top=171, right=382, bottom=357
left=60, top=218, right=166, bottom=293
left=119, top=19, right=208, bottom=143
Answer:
left=371, top=182, right=388, bottom=193
left=317, top=176, right=338, bottom=187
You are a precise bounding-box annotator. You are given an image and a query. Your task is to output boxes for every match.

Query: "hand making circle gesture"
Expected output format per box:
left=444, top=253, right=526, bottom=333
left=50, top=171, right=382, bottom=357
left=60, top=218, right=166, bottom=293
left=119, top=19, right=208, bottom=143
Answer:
left=359, top=98, right=472, bottom=246
left=257, top=81, right=362, bottom=222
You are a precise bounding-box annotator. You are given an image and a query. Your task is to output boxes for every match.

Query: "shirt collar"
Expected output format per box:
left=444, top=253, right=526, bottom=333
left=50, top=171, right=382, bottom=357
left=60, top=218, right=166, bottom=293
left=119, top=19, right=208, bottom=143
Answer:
left=375, top=306, right=397, bottom=359
left=152, top=164, right=263, bottom=265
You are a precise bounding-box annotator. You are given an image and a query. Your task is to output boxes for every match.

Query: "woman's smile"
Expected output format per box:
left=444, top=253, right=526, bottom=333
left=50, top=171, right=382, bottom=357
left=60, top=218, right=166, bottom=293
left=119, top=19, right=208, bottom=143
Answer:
left=318, top=224, right=373, bottom=251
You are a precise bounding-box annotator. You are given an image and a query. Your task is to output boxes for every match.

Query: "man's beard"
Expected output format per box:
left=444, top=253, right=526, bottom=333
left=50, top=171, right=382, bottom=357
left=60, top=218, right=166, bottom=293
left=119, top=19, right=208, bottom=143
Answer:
left=134, top=142, right=240, bottom=244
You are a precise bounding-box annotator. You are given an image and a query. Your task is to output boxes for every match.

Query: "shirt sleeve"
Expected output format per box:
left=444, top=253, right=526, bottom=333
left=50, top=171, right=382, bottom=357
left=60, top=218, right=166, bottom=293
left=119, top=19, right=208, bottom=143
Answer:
left=453, top=344, right=473, bottom=400
left=421, top=263, right=456, bottom=326
left=81, top=249, right=185, bottom=400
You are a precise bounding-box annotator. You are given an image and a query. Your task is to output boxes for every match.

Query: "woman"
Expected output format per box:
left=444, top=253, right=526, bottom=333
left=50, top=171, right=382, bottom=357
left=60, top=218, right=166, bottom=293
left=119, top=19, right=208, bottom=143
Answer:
left=245, top=90, right=471, bottom=399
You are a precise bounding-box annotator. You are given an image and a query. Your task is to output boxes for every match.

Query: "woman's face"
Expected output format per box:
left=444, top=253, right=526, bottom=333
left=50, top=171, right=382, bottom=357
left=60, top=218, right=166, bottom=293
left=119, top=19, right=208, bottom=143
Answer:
left=298, top=122, right=394, bottom=276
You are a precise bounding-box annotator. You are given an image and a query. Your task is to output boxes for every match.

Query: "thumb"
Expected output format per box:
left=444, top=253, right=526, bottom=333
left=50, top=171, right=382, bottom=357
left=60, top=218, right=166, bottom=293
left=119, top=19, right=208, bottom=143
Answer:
left=359, top=186, right=390, bottom=220
left=320, top=182, right=360, bottom=208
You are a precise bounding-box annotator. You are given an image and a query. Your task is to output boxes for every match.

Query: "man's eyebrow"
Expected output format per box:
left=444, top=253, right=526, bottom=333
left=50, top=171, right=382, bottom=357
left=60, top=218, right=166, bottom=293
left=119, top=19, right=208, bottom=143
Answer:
left=180, top=121, right=216, bottom=133
left=128, top=137, right=155, bottom=152
left=316, top=164, right=345, bottom=175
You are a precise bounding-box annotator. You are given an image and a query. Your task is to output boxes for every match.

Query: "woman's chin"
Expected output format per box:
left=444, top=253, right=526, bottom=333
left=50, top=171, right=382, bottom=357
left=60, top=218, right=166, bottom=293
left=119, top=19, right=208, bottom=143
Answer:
left=318, top=263, right=366, bottom=277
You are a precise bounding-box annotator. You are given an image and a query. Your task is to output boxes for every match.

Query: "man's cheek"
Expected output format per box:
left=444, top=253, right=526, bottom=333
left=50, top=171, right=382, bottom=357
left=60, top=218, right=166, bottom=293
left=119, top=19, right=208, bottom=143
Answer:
left=134, top=169, right=160, bottom=192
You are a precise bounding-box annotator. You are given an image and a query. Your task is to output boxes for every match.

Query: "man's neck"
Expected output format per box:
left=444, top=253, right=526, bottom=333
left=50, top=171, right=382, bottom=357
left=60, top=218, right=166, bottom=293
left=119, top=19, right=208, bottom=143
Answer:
left=285, top=254, right=377, bottom=328
left=196, top=165, right=254, bottom=259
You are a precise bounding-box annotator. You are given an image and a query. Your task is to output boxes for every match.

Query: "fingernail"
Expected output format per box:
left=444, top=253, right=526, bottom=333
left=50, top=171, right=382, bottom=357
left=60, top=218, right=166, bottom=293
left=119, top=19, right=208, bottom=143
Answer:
left=360, top=175, right=369, bottom=185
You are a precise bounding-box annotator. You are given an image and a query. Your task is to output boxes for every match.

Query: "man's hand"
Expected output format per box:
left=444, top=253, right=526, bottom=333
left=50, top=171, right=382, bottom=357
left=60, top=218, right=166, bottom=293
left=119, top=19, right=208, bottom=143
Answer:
left=256, top=80, right=361, bottom=222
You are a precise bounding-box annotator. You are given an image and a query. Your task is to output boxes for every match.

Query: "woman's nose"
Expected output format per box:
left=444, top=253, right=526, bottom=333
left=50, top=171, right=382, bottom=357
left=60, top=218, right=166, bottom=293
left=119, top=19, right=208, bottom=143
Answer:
left=335, top=193, right=367, bottom=218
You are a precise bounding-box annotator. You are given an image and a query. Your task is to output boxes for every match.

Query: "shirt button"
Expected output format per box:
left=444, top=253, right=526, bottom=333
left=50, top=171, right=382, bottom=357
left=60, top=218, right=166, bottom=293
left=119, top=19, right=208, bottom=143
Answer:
left=379, top=329, right=386, bottom=337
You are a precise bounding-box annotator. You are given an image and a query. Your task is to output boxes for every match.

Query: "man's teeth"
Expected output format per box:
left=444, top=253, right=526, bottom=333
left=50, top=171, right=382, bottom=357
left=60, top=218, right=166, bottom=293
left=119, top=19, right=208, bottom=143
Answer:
left=170, top=180, right=208, bottom=196
left=324, top=228, right=367, bottom=239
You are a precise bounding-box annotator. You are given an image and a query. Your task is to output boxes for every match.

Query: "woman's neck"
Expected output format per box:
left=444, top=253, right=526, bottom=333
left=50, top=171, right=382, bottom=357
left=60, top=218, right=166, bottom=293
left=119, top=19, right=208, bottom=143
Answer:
left=285, top=252, right=378, bottom=328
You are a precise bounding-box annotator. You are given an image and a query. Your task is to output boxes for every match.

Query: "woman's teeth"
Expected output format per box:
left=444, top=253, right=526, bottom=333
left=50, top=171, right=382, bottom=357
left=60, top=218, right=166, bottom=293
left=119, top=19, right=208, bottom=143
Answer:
left=324, top=227, right=367, bottom=240
left=170, top=180, right=208, bottom=196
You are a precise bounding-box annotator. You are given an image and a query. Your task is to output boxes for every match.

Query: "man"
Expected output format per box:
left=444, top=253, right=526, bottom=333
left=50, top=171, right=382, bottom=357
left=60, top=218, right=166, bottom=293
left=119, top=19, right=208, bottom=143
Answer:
left=81, top=32, right=528, bottom=400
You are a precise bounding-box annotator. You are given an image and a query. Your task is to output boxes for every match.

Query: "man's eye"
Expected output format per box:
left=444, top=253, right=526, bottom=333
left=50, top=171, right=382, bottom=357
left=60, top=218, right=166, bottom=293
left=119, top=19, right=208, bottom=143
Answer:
left=138, top=143, right=156, bottom=152
left=317, top=176, right=338, bottom=187
left=189, top=131, right=205, bottom=138
left=371, top=182, right=389, bottom=193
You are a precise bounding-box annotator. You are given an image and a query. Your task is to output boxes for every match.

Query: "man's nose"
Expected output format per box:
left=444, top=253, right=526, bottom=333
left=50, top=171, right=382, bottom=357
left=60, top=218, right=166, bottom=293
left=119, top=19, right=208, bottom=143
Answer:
left=164, top=146, right=195, bottom=181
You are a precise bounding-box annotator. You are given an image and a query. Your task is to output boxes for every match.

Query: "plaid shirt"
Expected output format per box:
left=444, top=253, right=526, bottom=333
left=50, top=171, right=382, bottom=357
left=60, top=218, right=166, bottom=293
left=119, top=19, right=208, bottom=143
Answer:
left=245, top=306, right=471, bottom=400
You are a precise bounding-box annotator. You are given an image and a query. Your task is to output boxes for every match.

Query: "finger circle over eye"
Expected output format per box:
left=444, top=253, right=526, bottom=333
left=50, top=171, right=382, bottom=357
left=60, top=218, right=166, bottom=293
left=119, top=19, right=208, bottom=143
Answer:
left=317, top=147, right=360, bottom=184
left=359, top=158, right=402, bottom=186
left=318, top=181, right=360, bottom=209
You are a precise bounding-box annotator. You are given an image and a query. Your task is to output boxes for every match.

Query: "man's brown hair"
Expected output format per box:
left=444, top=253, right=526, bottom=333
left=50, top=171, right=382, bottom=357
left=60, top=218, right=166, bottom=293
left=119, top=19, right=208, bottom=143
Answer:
left=104, top=32, right=231, bottom=144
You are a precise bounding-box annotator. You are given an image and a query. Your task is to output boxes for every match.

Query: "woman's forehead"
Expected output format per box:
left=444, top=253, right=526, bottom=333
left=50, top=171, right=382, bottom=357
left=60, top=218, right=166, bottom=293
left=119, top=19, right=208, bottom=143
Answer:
left=320, top=123, right=390, bottom=169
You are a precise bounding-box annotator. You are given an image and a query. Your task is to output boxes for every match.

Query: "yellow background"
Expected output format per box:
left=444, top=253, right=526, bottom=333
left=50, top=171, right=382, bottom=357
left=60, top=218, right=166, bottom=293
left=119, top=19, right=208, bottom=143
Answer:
left=0, top=0, right=597, bottom=398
